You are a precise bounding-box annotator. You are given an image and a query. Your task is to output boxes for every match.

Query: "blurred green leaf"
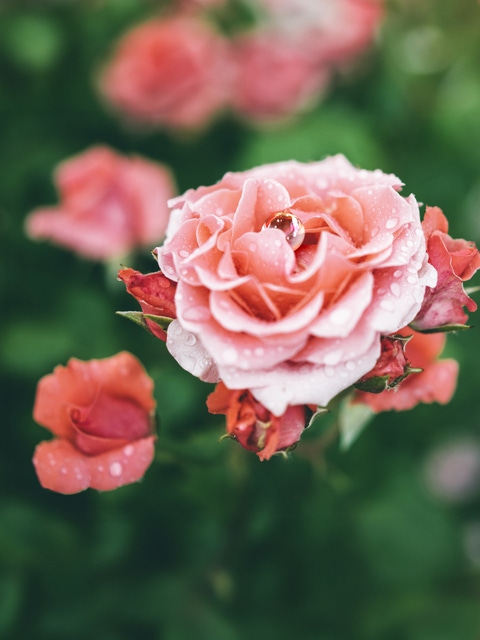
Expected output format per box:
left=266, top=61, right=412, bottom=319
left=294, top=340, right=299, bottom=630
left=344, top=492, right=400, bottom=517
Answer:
left=1, top=14, right=64, bottom=72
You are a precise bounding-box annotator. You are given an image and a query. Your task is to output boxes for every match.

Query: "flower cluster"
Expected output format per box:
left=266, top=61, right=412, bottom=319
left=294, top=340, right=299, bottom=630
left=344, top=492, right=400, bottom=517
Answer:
left=119, top=155, right=480, bottom=459
left=97, top=0, right=384, bottom=128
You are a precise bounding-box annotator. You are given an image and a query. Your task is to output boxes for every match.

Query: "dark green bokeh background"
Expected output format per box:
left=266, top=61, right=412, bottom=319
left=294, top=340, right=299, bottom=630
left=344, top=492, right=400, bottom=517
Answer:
left=2, top=1, right=480, bottom=638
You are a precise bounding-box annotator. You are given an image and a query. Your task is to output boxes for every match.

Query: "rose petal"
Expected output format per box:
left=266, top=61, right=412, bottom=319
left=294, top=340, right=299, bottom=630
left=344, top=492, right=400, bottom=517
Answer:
left=87, top=436, right=156, bottom=491
left=33, top=440, right=90, bottom=494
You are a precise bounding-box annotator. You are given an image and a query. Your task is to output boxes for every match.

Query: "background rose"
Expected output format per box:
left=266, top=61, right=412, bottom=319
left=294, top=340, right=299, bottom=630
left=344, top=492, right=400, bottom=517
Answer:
left=25, top=146, right=175, bottom=261
left=355, top=327, right=459, bottom=412
left=98, top=16, right=232, bottom=130
left=32, top=352, right=156, bottom=494
left=230, top=31, right=330, bottom=123
left=158, top=155, right=436, bottom=415
left=256, top=0, right=384, bottom=64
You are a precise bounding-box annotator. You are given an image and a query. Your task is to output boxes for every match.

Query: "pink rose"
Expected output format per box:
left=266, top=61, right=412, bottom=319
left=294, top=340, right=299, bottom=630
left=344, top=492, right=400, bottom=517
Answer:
left=32, top=352, right=157, bottom=494
left=230, top=31, right=330, bottom=122
left=98, top=16, right=232, bottom=130
left=412, top=206, right=480, bottom=330
left=118, top=267, right=177, bottom=342
left=157, top=155, right=436, bottom=416
left=25, top=146, right=175, bottom=261
left=207, top=382, right=306, bottom=460
left=355, top=327, right=458, bottom=412
left=257, top=0, right=383, bottom=65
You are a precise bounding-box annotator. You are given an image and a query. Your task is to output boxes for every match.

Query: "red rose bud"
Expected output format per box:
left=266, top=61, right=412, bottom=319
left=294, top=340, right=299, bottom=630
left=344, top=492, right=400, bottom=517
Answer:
left=355, top=334, right=417, bottom=393
left=354, top=328, right=458, bottom=413
left=207, top=382, right=306, bottom=461
left=412, top=207, right=480, bottom=331
left=118, top=267, right=177, bottom=341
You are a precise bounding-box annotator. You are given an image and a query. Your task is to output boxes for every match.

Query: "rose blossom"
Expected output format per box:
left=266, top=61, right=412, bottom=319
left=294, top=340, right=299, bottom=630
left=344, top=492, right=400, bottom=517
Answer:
left=412, top=206, right=480, bottom=330
left=32, top=352, right=156, bottom=494
left=230, top=30, right=330, bottom=123
left=25, top=146, right=175, bottom=261
left=355, top=327, right=458, bottom=412
left=207, top=382, right=306, bottom=460
left=256, top=0, right=384, bottom=65
left=98, top=16, right=232, bottom=130
left=157, top=155, right=436, bottom=416
left=118, top=267, right=177, bottom=342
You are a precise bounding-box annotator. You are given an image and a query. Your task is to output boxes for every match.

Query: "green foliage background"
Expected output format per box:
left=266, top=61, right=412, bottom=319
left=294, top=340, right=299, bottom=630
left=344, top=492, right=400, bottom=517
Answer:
left=2, top=1, right=480, bottom=638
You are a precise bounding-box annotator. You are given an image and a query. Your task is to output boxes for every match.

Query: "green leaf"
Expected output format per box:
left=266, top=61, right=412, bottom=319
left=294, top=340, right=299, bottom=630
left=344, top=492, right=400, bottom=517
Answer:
left=338, top=396, right=375, bottom=450
left=410, top=323, right=471, bottom=334
left=116, top=311, right=173, bottom=333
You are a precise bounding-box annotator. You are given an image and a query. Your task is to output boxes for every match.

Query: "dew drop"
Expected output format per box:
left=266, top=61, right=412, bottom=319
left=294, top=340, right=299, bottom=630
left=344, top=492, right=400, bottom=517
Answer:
left=415, top=227, right=424, bottom=236
left=110, top=462, right=123, bottom=477
left=390, top=282, right=401, bottom=297
left=407, top=275, right=417, bottom=285
left=254, top=347, right=265, bottom=357
left=179, top=249, right=189, bottom=258
left=184, top=333, right=197, bottom=346
left=393, top=269, right=403, bottom=278
left=60, top=467, right=67, bottom=475
left=346, top=361, right=356, bottom=371
left=386, top=218, right=398, bottom=230
left=262, top=211, right=305, bottom=251
left=123, top=445, right=135, bottom=457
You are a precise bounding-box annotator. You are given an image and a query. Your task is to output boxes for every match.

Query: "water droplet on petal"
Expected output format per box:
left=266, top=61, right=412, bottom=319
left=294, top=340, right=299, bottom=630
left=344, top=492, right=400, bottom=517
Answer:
left=386, top=218, right=398, bottom=230
left=123, top=445, right=135, bottom=457
left=184, top=333, right=197, bottom=346
left=390, top=282, right=401, bottom=297
left=110, top=462, right=123, bottom=477
left=262, top=211, right=305, bottom=250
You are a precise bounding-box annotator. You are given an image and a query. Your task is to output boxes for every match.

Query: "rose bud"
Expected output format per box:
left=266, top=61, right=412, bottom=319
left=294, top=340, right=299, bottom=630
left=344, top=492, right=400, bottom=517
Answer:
left=354, top=333, right=417, bottom=394
left=207, top=382, right=306, bottom=460
left=118, top=267, right=177, bottom=342
left=354, top=328, right=458, bottom=412
left=32, top=352, right=156, bottom=494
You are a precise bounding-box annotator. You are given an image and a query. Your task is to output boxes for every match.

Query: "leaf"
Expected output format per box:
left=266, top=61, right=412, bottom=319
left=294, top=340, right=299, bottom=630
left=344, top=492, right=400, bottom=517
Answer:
left=116, top=311, right=174, bottom=333
left=410, top=322, right=471, bottom=334
left=338, top=396, right=375, bottom=450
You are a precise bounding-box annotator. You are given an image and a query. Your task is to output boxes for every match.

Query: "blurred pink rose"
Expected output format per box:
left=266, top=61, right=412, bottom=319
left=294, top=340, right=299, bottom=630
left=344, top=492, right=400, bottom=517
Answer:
left=207, top=381, right=306, bottom=460
left=32, top=352, right=157, bottom=494
left=157, top=155, right=436, bottom=416
left=257, top=0, right=383, bottom=64
left=412, top=206, right=480, bottom=330
left=98, top=16, right=232, bottom=130
left=230, top=31, right=330, bottom=122
left=355, top=327, right=458, bottom=412
left=25, top=146, right=175, bottom=261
